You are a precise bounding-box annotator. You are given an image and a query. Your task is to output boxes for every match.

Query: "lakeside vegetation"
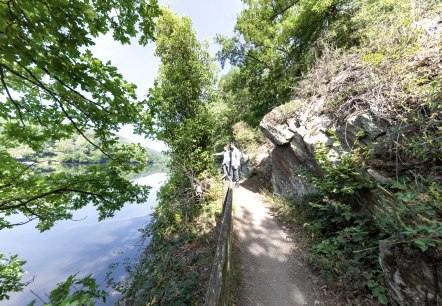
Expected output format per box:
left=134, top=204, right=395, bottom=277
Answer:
left=7, top=132, right=166, bottom=164
left=116, top=9, right=224, bottom=304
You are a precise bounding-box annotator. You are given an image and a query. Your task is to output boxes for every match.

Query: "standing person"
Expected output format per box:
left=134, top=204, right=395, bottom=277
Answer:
left=230, top=143, right=242, bottom=187
left=213, top=145, right=232, bottom=181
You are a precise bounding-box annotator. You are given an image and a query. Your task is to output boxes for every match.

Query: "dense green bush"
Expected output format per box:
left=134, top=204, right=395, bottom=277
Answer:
left=29, top=274, right=107, bottom=306
left=113, top=180, right=223, bottom=305
left=299, top=144, right=387, bottom=303
left=297, top=136, right=441, bottom=304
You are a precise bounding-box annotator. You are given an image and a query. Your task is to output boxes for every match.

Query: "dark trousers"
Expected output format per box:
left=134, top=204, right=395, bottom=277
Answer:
left=222, top=163, right=231, bottom=180
left=231, top=166, right=239, bottom=183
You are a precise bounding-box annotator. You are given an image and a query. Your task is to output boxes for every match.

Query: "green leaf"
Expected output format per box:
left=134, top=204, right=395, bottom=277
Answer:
left=378, top=293, right=388, bottom=305
left=367, top=279, right=376, bottom=288
left=414, top=240, right=429, bottom=252
left=372, top=286, right=380, bottom=296
left=84, top=7, right=98, bottom=19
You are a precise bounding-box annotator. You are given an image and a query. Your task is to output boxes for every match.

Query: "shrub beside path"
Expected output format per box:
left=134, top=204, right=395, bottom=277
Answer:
left=233, top=178, right=326, bottom=306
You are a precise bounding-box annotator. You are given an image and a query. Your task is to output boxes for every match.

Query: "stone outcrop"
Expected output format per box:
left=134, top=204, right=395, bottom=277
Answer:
left=379, top=244, right=442, bottom=306
left=259, top=98, right=394, bottom=201
left=270, top=144, right=311, bottom=199
left=335, top=112, right=390, bottom=149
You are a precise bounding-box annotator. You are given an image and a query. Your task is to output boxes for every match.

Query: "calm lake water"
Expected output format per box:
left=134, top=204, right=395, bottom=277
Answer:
left=0, top=171, right=167, bottom=305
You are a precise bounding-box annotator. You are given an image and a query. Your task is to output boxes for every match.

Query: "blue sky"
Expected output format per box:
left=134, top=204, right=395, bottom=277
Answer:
left=90, top=1, right=243, bottom=151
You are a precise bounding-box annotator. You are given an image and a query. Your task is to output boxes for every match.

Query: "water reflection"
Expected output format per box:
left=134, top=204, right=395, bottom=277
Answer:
left=0, top=171, right=167, bottom=305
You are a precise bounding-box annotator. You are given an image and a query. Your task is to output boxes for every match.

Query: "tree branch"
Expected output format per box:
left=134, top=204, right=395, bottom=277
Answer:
left=13, top=0, right=34, bottom=30
left=0, top=64, right=26, bottom=127
left=245, top=52, right=272, bottom=70
left=34, top=61, right=112, bottom=114
left=0, top=180, right=116, bottom=212
left=1, top=64, right=50, bottom=127
left=14, top=63, right=117, bottom=161
left=0, top=161, right=39, bottom=189
left=30, top=289, right=47, bottom=304
left=2, top=63, right=82, bottom=126
left=8, top=216, right=38, bottom=227
left=268, top=0, right=300, bottom=21
left=23, top=205, right=47, bottom=221
left=2, top=63, right=118, bottom=161
left=15, top=63, right=97, bottom=120
left=0, top=185, right=101, bottom=211
left=0, top=185, right=75, bottom=210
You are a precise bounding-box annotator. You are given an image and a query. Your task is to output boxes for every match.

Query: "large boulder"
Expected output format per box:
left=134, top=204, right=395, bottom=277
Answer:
left=336, top=112, right=391, bottom=149
left=259, top=101, right=332, bottom=200
left=379, top=243, right=442, bottom=306
left=259, top=101, right=298, bottom=146
left=270, top=144, right=313, bottom=199
left=259, top=98, right=399, bottom=201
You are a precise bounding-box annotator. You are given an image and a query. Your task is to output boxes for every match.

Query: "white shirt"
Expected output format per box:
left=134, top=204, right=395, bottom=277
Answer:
left=231, top=148, right=241, bottom=168
left=222, top=151, right=231, bottom=165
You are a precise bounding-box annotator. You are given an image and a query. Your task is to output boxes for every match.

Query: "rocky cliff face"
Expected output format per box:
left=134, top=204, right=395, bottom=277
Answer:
left=258, top=12, right=442, bottom=202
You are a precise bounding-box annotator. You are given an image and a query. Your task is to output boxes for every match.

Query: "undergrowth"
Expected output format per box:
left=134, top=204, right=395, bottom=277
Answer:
left=264, top=69, right=441, bottom=302
left=112, top=179, right=224, bottom=305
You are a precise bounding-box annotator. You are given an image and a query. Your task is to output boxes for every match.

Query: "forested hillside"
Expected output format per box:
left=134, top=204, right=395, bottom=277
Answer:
left=6, top=132, right=165, bottom=164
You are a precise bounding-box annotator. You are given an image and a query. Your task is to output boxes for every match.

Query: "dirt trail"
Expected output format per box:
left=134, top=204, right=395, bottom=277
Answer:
left=234, top=179, right=325, bottom=306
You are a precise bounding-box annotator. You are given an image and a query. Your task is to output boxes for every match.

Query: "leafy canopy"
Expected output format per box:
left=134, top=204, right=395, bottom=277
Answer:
left=0, top=0, right=159, bottom=300
left=0, top=0, right=160, bottom=229
left=216, top=0, right=356, bottom=125
left=149, top=7, right=217, bottom=179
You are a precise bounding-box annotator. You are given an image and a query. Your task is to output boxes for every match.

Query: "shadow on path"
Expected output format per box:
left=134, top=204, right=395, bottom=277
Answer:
left=233, top=178, right=324, bottom=306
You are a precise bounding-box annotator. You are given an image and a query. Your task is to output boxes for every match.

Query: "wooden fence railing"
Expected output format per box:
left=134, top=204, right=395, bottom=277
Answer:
left=204, top=182, right=233, bottom=306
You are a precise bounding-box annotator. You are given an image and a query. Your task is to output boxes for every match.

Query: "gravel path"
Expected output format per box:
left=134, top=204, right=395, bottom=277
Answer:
left=234, top=179, right=324, bottom=306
